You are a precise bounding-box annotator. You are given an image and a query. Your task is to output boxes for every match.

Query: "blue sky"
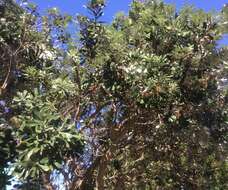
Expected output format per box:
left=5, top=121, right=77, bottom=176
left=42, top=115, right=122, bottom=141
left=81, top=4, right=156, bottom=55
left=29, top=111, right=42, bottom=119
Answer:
left=29, top=0, right=227, bottom=45
left=31, top=0, right=227, bottom=19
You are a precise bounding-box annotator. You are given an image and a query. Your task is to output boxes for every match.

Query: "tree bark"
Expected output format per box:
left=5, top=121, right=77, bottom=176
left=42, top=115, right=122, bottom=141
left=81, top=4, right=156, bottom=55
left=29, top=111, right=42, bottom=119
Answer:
left=42, top=173, right=54, bottom=190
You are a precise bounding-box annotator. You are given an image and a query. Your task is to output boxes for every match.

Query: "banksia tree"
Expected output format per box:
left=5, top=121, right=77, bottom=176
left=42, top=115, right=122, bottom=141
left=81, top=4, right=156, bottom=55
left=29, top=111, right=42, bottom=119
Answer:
left=0, top=0, right=227, bottom=189
left=71, top=1, right=228, bottom=189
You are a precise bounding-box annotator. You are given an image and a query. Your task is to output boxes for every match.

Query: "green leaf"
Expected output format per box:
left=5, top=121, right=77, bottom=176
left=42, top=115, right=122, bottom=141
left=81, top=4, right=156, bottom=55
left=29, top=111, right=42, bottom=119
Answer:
left=54, top=161, right=62, bottom=169
left=39, top=164, right=50, bottom=172
left=40, top=157, right=49, bottom=165
left=25, top=148, right=40, bottom=161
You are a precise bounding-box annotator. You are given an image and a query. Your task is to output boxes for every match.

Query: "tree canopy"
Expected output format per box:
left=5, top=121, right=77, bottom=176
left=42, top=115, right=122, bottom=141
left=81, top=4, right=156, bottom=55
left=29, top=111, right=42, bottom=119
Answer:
left=0, top=0, right=227, bottom=189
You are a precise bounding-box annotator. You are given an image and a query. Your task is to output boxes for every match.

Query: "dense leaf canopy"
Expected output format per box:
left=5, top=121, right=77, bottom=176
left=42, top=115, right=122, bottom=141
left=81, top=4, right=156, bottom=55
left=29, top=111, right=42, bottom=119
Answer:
left=0, top=0, right=227, bottom=189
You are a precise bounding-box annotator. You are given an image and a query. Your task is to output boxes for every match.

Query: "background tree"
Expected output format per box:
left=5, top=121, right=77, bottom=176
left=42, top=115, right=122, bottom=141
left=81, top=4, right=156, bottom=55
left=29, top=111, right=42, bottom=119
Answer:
left=0, top=0, right=227, bottom=189
left=0, top=1, right=84, bottom=189
left=71, top=1, right=228, bottom=189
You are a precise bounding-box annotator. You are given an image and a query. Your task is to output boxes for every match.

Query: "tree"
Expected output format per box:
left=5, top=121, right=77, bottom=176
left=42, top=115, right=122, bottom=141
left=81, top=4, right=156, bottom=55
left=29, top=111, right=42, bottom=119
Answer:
left=0, top=1, right=84, bottom=189
left=0, top=0, right=227, bottom=189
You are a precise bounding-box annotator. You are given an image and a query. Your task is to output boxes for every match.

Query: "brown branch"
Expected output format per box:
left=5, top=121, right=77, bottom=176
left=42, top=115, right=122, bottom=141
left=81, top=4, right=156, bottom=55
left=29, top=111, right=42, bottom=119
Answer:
left=70, top=113, right=136, bottom=190
left=70, top=156, right=102, bottom=190
left=79, top=101, right=110, bottom=132
left=42, top=173, right=54, bottom=190
left=0, top=39, right=24, bottom=95
left=95, top=150, right=110, bottom=190
left=1, top=55, right=13, bottom=92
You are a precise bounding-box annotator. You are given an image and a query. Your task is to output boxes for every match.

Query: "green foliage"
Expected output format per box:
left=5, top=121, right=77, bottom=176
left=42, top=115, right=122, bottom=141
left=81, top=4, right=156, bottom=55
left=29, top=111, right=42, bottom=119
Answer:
left=0, top=119, right=16, bottom=189
left=13, top=89, right=84, bottom=180
left=0, top=0, right=227, bottom=189
left=73, top=1, right=228, bottom=189
left=0, top=0, right=84, bottom=188
left=221, top=4, right=228, bottom=33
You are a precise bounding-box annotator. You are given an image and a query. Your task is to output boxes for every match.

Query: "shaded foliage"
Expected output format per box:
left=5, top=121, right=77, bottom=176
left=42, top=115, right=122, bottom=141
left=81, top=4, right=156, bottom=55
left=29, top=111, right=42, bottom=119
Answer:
left=0, top=0, right=227, bottom=189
